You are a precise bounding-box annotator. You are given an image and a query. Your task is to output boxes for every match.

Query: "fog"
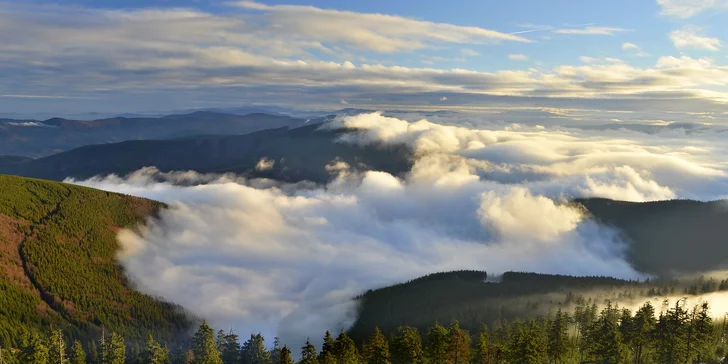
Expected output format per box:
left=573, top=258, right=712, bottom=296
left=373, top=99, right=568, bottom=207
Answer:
left=69, top=112, right=728, bottom=348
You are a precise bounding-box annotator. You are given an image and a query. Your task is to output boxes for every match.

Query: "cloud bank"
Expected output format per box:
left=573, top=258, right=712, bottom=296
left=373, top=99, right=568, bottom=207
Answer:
left=68, top=112, right=728, bottom=348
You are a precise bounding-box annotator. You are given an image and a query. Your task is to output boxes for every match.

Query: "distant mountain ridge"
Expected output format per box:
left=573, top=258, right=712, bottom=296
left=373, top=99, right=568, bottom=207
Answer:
left=0, top=111, right=306, bottom=157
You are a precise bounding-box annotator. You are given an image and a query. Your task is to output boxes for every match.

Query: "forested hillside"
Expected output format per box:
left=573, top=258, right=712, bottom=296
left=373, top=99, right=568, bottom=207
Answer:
left=0, top=175, right=193, bottom=347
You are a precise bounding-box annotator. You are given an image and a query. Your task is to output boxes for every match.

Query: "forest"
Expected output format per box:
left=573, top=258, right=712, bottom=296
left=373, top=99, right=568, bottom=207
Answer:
left=2, top=298, right=727, bottom=364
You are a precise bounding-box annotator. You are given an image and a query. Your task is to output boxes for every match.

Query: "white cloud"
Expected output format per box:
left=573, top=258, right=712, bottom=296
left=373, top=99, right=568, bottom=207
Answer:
left=508, top=53, right=529, bottom=61
left=230, top=1, right=529, bottom=53
left=669, top=26, right=722, bottom=51
left=255, top=157, right=275, bottom=171
left=657, top=0, right=728, bottom=18
left=622, top=42, right=640, bottom=50
left=440, top=96, right=448, bottom=101
left=553, top=26, right=628, bottom=35
left=460, top=48, right=480, bottom=57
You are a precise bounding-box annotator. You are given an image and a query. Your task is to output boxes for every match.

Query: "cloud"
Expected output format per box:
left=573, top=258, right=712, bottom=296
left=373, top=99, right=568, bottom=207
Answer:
left=66, top=111, right=728, bottom=350
left=669, top=26, right=721, bottom=51
left=552, top=26, right=628, bottom=35
left=255, top=157, right=275, bottom=171
left=622, top=42, right=639, bottom=50
left=460, top=49, right=480, bottom=57
left=657, top=0, right=728, bottom=18
left=508, top=53, right=529, bottom=61
left=229, top=1, right=529, bottom=53
left=440, top=96, right=448, bottom=101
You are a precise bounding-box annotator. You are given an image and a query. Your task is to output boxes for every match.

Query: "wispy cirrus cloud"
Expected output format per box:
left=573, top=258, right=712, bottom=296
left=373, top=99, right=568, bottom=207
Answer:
left=553, top=26, right=628, bottom=35
left=657, top=0, right=728, bottom=18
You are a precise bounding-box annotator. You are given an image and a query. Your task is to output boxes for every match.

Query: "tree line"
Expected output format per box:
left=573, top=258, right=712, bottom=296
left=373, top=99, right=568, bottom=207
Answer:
left=2, top=298, right=728, bottom=364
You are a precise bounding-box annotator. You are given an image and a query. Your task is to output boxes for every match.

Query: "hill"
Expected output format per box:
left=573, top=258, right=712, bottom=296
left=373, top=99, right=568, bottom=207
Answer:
left=0, top=111, right=305, bottom=157
left=0, top=123, right=413, bottom=183
left=577, top=198, right=728, bottom=276
left=0, top=175, right=192, bottom=347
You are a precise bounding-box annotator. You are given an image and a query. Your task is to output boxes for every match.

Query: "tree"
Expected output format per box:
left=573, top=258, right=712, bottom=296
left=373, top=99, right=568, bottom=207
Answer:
left=191, top=322, right=223, bottom=364
left=88, top=342, right=98, bottom=364
left=472, top=326, right=489, bottom=364
left=216, top=331, right=227, bottom=354
left=48, top=329, right=66, bottom=364
left=20, top=332, right=49, bottom=364
left=446, top=322, right=469, bottom=364
left=105, top=333, right=126, bottom=364
left=141, top=336, right=170, bottom=364
left=629, top=302, right=656, bottom=364
left=319, top=332, right=336, bottom=364
left=299, top=339, right=317, bottom=364
left=269, top=338, right=281, bottom=364
left=70, top=341, right=87, bottom=364
left=653, top=300, right=689, bottom=364
left=333, top=332, right=360, bottom=364
left=426, top=323, right=448, bottom=364
left=507, top=319, right=547, bottom=364
left=547, top=310, right=570, bottom=364
left=688, top=302, right=713, bottom=363
left=363, top=327, right=390, bottom=364
left=278, top=347, right=294, bottom=364
left=583, top=303, right=627, bottom=364
left=241, top=334, right=271, bottom=364
left=221, top=331, right=240, bottom=364
left=391, top=326, right=424, bottom=364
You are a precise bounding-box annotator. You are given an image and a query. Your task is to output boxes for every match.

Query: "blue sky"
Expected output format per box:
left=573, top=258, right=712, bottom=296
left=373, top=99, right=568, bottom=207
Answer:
left=3, top=0, right=728, bottom=120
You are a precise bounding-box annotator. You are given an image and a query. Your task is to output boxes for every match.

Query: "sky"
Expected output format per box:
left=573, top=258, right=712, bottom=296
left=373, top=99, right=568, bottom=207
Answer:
left=3, top=0, right=728, bottom=121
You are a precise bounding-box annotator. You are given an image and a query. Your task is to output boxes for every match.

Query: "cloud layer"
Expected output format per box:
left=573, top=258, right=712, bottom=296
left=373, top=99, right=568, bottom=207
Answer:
left=68, top=112, right=728, bottom=348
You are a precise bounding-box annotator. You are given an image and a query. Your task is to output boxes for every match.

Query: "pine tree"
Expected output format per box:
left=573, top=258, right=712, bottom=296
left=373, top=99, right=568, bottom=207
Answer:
left=299, top=339, right=317, bottom=364
left=20, top=332, right=49, bottom=364
left=446, top=322, right=469, bottom=364
left=319, top=332, right=336, bottom=364
left=547, top=310, right=570, bottom=364
left=630, top=302, right=656, bottom=364
left=48, top=329, right=66, bottom=364
left=584, top=303, right=627, bottom=364
left=141, top=336, right=170, bottom=364
left=269, top=338, right=281, bottom=364
left=105, top=333, right=126, bottom=364
left=472, top=326, right=489, bottom=364
left=221, top=331, right=240, bottom=364
left=688, top=302, right=713, bottom=363
left=390, top=326, right=424, bottom=364
left=88, top=342, right=98, bottom=364
left=278, top=347, right=294, bottom=364
left=333, top=332, right=360, bottom=364
left=363, top=327, right=390, bottom=364
left=508, top=319, right=547, bottom=364
left=241, top=334, right=271, bottom=364
left=653, top=300, right=689, bottom=364
left=426, top=323, right=448, bottom=364
left=216, top=331, right=227, bottom=354
left=70, top=341, right=87, bottom=364
left=192, top=322, right=223, bottom=364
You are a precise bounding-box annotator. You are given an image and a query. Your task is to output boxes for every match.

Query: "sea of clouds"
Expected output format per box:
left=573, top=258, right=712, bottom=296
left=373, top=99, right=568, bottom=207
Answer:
left=68, top=111, right=728, bottom=348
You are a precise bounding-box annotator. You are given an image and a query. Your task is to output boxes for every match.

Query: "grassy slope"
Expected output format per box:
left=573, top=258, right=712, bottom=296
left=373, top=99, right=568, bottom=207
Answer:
left=0, top=174, right=192, bottom=346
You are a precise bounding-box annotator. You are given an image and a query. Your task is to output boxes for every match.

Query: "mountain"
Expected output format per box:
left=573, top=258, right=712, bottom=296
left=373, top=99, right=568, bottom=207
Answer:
left=0, top=123, right=413, bottom=183
left=577, top=198, right=728, bottom=276
left=0, top=111, right=305, bottom=157
left=0, top=174, right=192, bottom=346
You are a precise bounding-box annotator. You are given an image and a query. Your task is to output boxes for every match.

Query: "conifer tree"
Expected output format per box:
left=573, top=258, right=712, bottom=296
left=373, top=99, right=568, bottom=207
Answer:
left=48, top=329, right=66, bottom=364
left=278, top=347, right=294, bottom=364
left=653, top=300, right=689, bottom=364
left=363, top=327, right=390, bottom=364
left=105, top=333, right=126, bottom=364
left=20, top=332, right=49, bottom=364
left=425, top=323, right=448, bottom=364
left=508, top=319, right=547, bottom=364
left=584, top=303, right=627, bottom=364
left=688, top=302, right=713, bottom=363
left=630, top=302, right=656, bottom=364
left=472, top=326, right=489, bottom=364
left=333, top=332, right=359, bottom=364
left=390, top=326, right=424, bottom=364
left=70, top=341, right=86, bottom=364
left=446, top=322, right=469, bottom=364
left=88, top=342, right=98, bottom=364
left=191, top=322, right=223, bottom=364
left=269, top=338, right=281, bottom=364
left=216, top=331, right=227, bottom=354
left=299, top=339, right=317, bottom=364
left=141, top=336, right=170, bottom=364
left=547, top=310, right=570, bottom=363
left=221, top=331, right=240, bottom=364
left=319, top=332, right=336, bottom=364
left=241, top=334, right=271, bottom=364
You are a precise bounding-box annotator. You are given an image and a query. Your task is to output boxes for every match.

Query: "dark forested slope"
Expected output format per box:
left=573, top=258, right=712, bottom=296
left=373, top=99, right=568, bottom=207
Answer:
left=0, top=175, right=192, bottom=346
left=577, top=198, right=728, bottom=276
left=0, top=124, right=413, bottom=183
